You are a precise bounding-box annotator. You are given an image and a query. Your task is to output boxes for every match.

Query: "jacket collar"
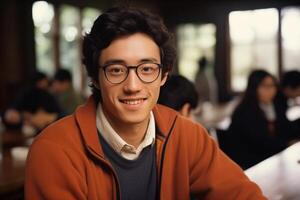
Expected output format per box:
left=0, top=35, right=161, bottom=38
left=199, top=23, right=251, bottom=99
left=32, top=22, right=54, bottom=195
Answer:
left=152, top=104, right=178, bottom=137
left=75, top=96, right=104, bottom=157
left=74, top=96, right=178, bottom=157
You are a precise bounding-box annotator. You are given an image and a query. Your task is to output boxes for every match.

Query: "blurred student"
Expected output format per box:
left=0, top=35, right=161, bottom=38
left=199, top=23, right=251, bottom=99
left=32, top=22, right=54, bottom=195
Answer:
left=51, top=69, right=84, bottom=114
left=280, top=70, right=300, bottom=107
left=32, top=71, right=50, bottom=90
left=195, top=57, right=210, bottom=103
left=228, top=69, right=293, bottom=169
left=194, top=56, right=218, bottom=104
left=278, top=70, right=300, bottom=138
left=3, top=71, right=61, bottom=131
left=158, top=74, right=198, bottom=118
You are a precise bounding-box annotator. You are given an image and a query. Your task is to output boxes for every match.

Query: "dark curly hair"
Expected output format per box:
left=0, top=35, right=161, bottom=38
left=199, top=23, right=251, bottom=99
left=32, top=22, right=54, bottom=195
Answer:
left=158, top=75, right=198, bottom=111
left=82, top=6, right=176, bottom=102
left=281, top=70, right=300, bottom=89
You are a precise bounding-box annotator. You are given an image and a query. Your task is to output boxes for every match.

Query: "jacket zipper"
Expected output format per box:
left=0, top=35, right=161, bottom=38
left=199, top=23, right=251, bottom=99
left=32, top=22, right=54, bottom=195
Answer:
left=87, top=147, right=121, bottom=200
left=156, top=116, right=177, bottom=200
left=86, top=115, right=177, bottom=200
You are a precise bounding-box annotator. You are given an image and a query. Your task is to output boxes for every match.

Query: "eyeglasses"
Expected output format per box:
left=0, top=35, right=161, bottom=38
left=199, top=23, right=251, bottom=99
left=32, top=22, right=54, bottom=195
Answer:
left=100, top=62, right=162, bottom=84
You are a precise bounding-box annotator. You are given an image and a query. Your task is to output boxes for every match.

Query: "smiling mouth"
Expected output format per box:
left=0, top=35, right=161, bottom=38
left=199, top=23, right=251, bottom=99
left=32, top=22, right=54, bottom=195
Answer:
left=120, top=98, right=146, bottom=105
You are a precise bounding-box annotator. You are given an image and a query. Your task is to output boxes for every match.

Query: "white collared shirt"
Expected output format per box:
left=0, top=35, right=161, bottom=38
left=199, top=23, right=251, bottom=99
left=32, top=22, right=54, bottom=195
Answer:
left=260, top=102, right=276, bottom=121
left=96, top=103, right=155, bottom=160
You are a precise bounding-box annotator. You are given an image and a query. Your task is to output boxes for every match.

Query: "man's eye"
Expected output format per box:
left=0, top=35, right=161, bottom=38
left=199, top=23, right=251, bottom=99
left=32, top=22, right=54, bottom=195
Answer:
left=140, top=65, right=157, bottom=74
left=107, top=66, right=125, bottom=75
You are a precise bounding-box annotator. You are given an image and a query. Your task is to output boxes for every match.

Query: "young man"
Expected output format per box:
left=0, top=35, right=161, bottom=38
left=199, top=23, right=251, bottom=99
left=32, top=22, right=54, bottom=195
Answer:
left=25, top=6, right=267, bottom=199
left=51, top=69, right=84, bottom=114
left=158, top=74, right=199, bottom=118
left=280, top=70, right=300, bottom=103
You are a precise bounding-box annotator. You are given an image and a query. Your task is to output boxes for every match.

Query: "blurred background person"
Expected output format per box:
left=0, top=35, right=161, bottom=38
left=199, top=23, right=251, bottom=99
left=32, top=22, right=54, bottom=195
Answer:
left=194, top=56, right=218, bottom=105
left=195, top=57, right=210, bottom=104
left=227, top=69, right=294, bottom=169
left=50, top=69, right=84, bottom=115
left=2, top=71, right=62, bottom=132
left=17, top=89, right=62, bottom=132
left=279, top=70, right=300, bottom=107
left=278, top=70, right=300, bottom=139
left=193, top=56, right=219, bottom=120
left=158, top=74, right=198, bottom=119
left=32, top=71, right=50, bottom=91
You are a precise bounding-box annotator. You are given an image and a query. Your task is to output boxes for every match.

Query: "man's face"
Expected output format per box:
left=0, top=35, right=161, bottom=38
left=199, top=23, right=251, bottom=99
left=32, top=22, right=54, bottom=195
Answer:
left=96, top=33, right=168, bottom=131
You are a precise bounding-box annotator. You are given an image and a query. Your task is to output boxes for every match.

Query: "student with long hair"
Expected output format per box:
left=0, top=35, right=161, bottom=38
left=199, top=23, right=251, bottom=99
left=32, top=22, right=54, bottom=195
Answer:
left=228, top=69, right=292, bottom=169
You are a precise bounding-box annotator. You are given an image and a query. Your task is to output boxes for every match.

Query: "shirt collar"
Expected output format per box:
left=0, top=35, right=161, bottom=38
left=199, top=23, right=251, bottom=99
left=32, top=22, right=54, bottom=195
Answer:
left=96, top=102, right=155, bottom=158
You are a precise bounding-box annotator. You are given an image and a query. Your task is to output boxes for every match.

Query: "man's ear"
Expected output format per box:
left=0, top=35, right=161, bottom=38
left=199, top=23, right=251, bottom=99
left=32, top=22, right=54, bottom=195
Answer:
left=179, top=103, right=191, bottom=118
left=160, top=72, right=169, bottom=86
left=92, top=80, right=100, bottom=90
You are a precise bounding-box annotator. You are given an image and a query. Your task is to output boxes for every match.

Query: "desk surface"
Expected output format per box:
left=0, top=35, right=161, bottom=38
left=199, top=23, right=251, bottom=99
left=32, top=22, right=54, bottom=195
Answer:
left=0, top=129, right=31, bottom=195
left=245, top=142, right=300, bottom=200
left=0, top=148, right=28, bottom=194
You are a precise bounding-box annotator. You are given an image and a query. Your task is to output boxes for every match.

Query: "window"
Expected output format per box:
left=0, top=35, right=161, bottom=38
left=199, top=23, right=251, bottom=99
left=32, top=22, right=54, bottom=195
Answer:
left=32, top=1, right=101, bottom=93
left=32, top=1, right=55, bottom=75
left=176, top=23, right=216, bottom=81
left=282, top=7, right=300, bottom=72
left=81, top=8, right=101, bottom=96
left=229, top=8, right=279, bottom=92
left=59, top=5, right=81, bottom=90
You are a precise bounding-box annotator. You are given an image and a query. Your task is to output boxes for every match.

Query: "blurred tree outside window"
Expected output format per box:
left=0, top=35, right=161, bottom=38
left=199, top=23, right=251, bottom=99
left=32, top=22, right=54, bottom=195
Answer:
left=81, top=8, right=101, bottom=97
left=82, top=8, right=100, bottom=35
left=177, top=24, right=216, bottom=82
left=32, top=1, right=55, bottom=76
left=59, top=5, right=81, bottom=91
left=32, top=1, right=101, bottom=94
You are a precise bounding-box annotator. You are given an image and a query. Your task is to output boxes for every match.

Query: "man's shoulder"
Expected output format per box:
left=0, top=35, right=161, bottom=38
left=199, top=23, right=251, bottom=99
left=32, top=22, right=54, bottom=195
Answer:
left=153, top=104, right=179, bottom=135
left=154, top=104, right=207, bottom=138
left=33, top=114, right=81, bottom=147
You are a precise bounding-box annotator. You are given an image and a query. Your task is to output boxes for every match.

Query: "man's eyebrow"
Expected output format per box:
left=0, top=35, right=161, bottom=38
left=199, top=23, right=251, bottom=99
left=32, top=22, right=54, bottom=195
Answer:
left=102, top=58, right=160, bottom=66
left=101, top=59, right=125, bottom=66
left=140, top=58, right=160, bottom=63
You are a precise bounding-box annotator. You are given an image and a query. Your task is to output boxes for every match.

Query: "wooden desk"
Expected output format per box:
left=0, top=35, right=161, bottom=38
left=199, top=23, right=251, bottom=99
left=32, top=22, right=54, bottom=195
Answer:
left=245, top=142, right=300, bottom=200
left=0, top=129, right=31, bottom=198
left=0, top=148, right=27, bottom=195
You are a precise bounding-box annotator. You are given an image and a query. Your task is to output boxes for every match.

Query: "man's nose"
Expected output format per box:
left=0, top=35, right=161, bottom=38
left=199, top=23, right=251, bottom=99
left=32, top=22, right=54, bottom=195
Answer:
left=123, top=69, right=142, bottom=92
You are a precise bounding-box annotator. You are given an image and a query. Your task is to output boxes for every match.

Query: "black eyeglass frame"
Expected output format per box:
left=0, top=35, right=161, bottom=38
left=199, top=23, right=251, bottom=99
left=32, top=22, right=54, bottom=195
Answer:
left=99, top=62, right=163, bottom=84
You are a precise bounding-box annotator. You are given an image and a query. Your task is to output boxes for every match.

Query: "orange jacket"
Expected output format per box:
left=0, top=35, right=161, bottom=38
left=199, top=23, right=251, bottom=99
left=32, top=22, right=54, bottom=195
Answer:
left=25, top=97, right=266, bottom=200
